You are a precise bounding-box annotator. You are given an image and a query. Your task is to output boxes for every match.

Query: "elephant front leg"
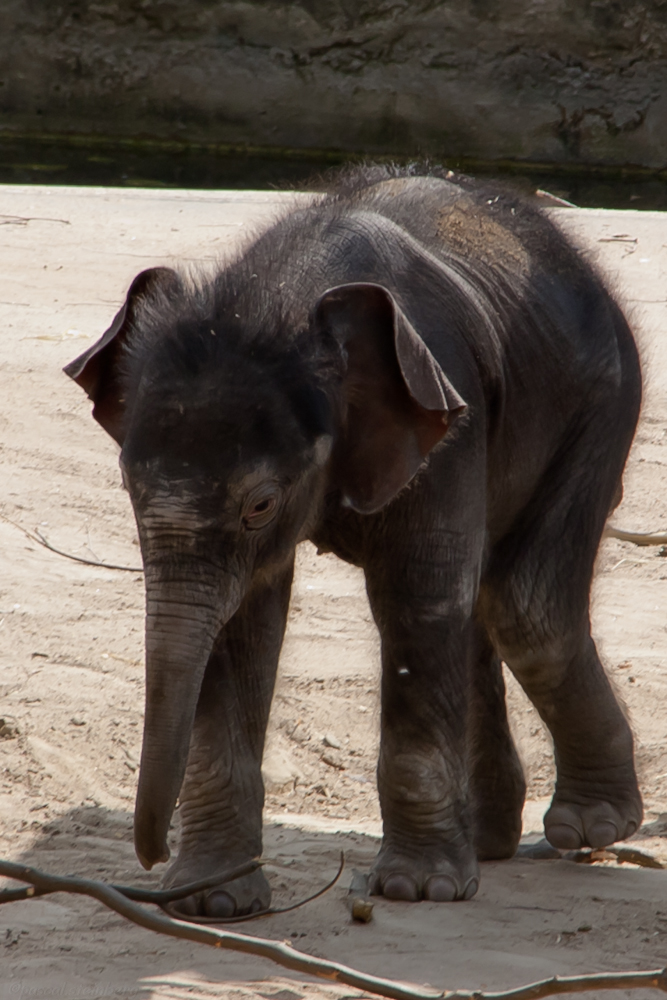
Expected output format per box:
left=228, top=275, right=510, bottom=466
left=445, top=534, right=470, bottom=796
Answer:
left=165, top=563, right=293, bottom=917
left=367, top=592, right=480, bottom=902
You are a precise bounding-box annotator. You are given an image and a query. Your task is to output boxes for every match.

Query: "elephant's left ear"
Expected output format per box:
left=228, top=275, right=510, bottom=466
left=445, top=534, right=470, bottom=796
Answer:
left=314, top=282, right=467, bottom=514
left=64, top=267, right=181, bottom=445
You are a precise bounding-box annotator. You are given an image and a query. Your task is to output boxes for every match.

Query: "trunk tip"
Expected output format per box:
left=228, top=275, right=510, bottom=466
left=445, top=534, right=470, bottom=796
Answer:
left=134, top=825, right=171, bottom=870
left=136, top=845, right=170, bottom=871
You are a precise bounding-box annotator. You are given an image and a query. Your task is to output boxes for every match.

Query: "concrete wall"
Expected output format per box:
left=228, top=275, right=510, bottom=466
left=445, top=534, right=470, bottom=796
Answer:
left=2, top=1, right=667, bottom=169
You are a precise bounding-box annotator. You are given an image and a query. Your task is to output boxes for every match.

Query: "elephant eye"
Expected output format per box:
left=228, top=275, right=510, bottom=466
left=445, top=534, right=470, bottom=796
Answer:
left=242, top=487, right=280, bottom=530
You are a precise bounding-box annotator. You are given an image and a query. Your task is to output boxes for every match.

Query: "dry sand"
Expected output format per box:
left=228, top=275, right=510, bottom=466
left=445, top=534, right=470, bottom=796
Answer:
left=1, top=185, right=667, bottom=1000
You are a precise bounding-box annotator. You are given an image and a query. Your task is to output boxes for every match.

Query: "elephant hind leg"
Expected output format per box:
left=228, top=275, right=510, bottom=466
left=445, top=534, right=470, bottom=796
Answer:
left=479, top=402, right=642, bottom=852
left=468, top=625, right=525, bottom=861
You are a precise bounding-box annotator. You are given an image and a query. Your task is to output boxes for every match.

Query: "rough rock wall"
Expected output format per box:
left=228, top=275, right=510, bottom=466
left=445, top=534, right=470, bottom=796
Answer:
left=2, top=0, right=667, bottom=168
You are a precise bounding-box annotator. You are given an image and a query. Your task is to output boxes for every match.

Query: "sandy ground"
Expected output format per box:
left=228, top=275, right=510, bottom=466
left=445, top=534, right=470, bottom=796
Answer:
left=1, top=185, right=667, bottom=1000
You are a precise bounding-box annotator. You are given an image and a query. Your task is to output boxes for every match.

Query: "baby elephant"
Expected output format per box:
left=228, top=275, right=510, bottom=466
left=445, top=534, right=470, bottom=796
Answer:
left=66, top=165, right=642, bottom=916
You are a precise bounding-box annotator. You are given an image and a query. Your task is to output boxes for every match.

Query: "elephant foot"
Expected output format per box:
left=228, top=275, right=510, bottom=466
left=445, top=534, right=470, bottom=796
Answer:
left=544, top=791, right=642, bottom=851
left=369, top=840, right=480, bottom=902
left=471, top=762, right=525, bottom=861
left=473, top=801, right=523, bottom=861
left=162, top=854, right=271, bottom=918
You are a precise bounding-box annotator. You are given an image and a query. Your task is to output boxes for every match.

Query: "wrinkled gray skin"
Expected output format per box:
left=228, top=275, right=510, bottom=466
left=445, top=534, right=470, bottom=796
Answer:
left=66, top=166, right=643, bottom=916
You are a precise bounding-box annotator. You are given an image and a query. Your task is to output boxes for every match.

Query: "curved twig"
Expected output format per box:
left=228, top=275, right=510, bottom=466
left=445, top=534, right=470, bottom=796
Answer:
left=0, top=850, right=342, bottom=919
left=34, top=529, right=143, bottom=572
left=161, top=851, right=344, bottom=923
left=117, top=859, right=262, bottom=902
left=0, top=512, right=142, bottom=572
left=604, top=525, right=667, bottom=547
left=2, top=860, right=667, bottom=1000
left=0, top=859, right=262, bottom=905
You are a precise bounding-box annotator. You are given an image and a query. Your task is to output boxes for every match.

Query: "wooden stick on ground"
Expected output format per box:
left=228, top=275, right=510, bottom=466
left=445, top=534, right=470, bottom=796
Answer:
left=0, top=859, right=261, bottom=905
left=0, top=512, right=143, bottom=572
left=604, top=525, right=667, bottom=546
left=2, top=860, right=667, bottom=1000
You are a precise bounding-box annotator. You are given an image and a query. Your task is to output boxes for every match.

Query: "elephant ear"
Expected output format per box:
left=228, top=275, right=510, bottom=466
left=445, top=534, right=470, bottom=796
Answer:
left=314, top=282, right=467, bottom=514
left=63, top=268, right=181, bottom=445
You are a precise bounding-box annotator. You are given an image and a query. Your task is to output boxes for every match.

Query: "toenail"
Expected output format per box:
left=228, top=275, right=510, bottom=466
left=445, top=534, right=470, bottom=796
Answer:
left=382, top=874, right=419, bottom=901
left=205, top=890, right=236, bottom=918
left=249, top=898, right=263, bottom=914
left=423, top=875, right=457, bottom=902
left=545, top=823, right=582, bottom=850
left=173, top=894, right=198, bottom=917
left=588, top=821, right=618, bottom=848
left=462, top=877, right=479, bottom=900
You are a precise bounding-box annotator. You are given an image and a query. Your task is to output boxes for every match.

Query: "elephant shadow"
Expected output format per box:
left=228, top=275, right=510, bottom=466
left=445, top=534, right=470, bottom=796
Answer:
left=5, top=803, right=667, bottom=998
left=1, top=802, right=381, bottom=998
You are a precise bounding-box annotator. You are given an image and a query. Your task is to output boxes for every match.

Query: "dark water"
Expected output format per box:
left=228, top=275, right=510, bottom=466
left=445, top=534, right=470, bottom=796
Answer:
left=1, top=135, right=666, bottom=211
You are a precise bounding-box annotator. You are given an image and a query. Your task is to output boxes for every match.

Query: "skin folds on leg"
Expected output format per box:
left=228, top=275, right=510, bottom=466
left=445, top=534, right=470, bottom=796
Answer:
left=362, top=520, right=483, bottom=901
left=468, top=626, right=526, bottom=861
left=165, top=563, right=294, bottom=918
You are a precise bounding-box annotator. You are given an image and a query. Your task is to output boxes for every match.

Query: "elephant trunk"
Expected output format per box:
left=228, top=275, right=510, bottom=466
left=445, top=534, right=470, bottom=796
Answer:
left=133, top=573, right=240, bottom=870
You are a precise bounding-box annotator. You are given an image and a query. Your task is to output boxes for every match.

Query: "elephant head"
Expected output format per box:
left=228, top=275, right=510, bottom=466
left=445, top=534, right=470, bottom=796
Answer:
left=65, top=266, right=466, bottom=869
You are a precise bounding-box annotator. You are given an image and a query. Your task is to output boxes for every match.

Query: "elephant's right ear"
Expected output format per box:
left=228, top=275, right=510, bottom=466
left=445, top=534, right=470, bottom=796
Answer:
left=63, top=268, right=180, bottom=445
left=314, top=282, right=467, bottom=514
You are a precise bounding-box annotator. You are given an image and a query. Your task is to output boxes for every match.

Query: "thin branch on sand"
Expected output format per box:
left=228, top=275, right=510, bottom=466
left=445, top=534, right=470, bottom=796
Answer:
left=0, top=512, right=143, bottom=572
left=604, top=525, right=667, bottom=546
left=0, top=859, right=261, bottom=905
